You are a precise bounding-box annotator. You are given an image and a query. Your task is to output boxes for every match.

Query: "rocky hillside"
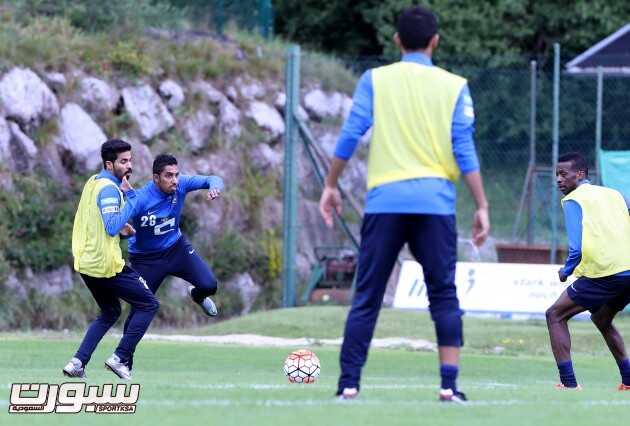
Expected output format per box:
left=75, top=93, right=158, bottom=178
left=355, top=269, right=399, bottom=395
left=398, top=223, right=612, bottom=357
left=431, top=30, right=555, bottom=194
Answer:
left=0, top=12, right=371, bottom=329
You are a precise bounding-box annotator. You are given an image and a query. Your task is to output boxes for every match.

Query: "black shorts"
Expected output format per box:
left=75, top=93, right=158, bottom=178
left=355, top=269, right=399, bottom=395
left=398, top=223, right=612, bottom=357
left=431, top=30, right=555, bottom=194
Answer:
left=567, top=274, right=630, bottom=313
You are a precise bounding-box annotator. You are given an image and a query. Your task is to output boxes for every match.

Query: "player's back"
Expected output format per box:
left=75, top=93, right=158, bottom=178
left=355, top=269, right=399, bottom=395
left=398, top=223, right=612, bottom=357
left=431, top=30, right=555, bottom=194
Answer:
left=563, top=183, right=630, bottom=277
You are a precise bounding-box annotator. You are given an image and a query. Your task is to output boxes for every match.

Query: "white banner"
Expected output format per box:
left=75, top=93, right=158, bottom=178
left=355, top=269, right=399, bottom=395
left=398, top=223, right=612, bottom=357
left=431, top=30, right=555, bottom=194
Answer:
left=393, top=261, right=575, bottom=315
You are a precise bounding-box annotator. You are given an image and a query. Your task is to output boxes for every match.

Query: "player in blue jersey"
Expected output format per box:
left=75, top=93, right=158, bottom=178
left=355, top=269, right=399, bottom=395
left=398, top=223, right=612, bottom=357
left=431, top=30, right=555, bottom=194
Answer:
left=122, top=154, right=223, bottom=367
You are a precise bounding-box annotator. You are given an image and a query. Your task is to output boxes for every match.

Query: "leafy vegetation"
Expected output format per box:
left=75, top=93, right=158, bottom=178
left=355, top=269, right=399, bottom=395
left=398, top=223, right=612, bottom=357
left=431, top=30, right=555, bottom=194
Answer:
left=275, top=0, right=630, bottom=66
left=0, top=174, right=77, bottom=272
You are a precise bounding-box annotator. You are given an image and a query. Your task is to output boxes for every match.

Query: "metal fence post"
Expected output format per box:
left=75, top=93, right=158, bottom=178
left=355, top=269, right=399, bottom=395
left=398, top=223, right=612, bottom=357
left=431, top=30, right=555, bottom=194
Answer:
left=527, top=60, right=537, bottom=245
left=595, top=67, right=604, bottom=183
left=258, top=0, right=273, bottom=39
left=214, top=0, right=225, bottom=36
left=550, top=43, right=560, bottom=264
left=282, top=45, right=300, bottom=307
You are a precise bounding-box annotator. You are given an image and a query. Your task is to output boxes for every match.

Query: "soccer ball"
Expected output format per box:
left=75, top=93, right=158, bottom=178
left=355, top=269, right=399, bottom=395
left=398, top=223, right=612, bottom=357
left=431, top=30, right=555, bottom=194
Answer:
left=283, top=349, right=321, bottom=384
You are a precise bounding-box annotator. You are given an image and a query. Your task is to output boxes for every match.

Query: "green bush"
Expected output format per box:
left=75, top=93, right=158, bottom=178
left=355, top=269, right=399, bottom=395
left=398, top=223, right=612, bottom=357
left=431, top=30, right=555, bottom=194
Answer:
left=0, top=174, right=77, bottom=271
left=108, top=41, right=153, bottom=77
left=11, top=0, right=186, bottom=34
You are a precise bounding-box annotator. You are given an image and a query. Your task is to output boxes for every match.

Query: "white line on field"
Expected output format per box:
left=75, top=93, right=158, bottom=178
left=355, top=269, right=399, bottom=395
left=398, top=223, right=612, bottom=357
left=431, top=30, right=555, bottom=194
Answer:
left=136, top=398, right=630, bottom=408
left=166, top=382, right=519, bottom=391
left=135, top=333, right=437, bottom=351
left=137, top=398, right=528, bottom=407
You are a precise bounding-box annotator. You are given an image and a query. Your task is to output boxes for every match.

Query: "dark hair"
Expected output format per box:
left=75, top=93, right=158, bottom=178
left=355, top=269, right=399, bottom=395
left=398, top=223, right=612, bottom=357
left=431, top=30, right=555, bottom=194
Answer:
left=101, top=139, right=131, bottom=168
left=558, top=152, right=589, bottom=177
left=153, top=154, right=178, bottom=175
left=397, top=5, right=438, bottom=50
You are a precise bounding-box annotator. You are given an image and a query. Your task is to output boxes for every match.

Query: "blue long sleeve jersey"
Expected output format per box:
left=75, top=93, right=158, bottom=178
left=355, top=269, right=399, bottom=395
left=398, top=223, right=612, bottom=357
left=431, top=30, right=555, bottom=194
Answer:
left=561, top=182, right=630, bottom=277
left=334, top=52, right=480, bottom=214
left=126, top=175, right=224, bottom=254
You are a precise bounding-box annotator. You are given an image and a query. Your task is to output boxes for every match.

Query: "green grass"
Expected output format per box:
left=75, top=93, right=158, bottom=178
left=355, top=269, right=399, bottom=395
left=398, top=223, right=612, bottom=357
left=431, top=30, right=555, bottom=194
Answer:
left=1, top=307, right=630, bottom=425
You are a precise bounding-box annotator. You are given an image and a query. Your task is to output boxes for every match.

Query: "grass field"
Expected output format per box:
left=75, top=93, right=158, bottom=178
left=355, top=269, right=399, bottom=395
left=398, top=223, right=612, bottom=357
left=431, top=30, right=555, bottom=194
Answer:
left=1, top=307, right=629, bottom=425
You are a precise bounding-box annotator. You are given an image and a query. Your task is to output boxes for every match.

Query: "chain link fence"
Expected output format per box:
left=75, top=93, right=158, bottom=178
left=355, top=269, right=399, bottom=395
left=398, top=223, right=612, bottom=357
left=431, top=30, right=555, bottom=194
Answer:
left=179, top=0, right=274, bottom=38
left=306, top=54, right=630, bottom=246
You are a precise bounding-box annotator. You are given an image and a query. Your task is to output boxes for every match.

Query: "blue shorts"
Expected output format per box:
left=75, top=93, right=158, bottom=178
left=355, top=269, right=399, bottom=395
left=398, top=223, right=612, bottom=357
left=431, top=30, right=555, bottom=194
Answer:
left=129, top=236, right=218, bottom=297
left=567, top=274, right=630, bottom=313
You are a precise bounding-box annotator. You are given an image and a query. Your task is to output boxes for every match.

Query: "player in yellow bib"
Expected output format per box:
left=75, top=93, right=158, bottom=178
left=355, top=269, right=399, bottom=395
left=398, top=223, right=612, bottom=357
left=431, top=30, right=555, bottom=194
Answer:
left=62, top=139, right=159, bottom=380
left=547, top=152, right=630, bottom=390
left=319, top=6, right=490, bottom=403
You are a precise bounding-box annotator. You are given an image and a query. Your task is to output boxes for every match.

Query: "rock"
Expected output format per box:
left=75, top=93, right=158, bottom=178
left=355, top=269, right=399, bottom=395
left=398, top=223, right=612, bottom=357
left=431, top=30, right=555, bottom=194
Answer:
left=165, top=277, right=191, bottom=299
left=122, top=84, right=175, bottom=141
left=218, top=98, right=241, bottom=143
left=5, top=266, right=75, bottom=299
left=54, top=103, right=107, bottom=172
left=44, top=72, right=67, bottom=92
left=5, top=272, right=26, bottom=299
left=37, top=142, right=70, bottom=186
left=0, top=67, right=59, bottom=127
left=340, top=157, right=368, bottom=200
left=182, top=110, right=216, bottom=151
left=341, top=94, right=353, bottom=120
left=191, top=80, right=224, bottom=104
left=224, top=272, right=261, bottom=315
left=250, top=143, right=282, bottom=171
left=0, top=117, right=13, bottom=187
left=126, top=138, right=153, bottom=182
left=317, top=132, right=338, bottom=158
left=35, top=266, right=75, bottom=296
left=274, top=92, right=309, bottom=122
left=204, top=149, right=241, bottom=182
left=0, top=117, right=13, bottom=168
left=226, top=86, right=238, bottom=101
left=8, top=121, right=38, bottom=172
left=304, top=89, right=343, bottom=120
left=245, top=101, right=285, bottom=142
left=79, top=77, right=120, bottom=114
left=297, top=199, right=341, bottom=265
left=260, top=197, right=283, bottom=230
left=237, top=76, right=266, bottom=100
left=158, top=79, right=185, bottom=110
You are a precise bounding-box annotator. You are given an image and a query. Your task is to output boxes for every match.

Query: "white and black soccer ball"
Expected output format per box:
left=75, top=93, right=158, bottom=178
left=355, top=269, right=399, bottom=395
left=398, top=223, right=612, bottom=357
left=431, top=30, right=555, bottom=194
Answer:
left=283, top=349, right=321, bottom=384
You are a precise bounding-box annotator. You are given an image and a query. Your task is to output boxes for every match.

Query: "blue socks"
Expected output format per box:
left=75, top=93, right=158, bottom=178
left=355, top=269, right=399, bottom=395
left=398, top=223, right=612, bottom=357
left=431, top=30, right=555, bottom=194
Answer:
left=440, top=364, right=458, bottom=391
left=557, top=360, right=578, bottom=387
left=618, top=359, right=630, bottom=385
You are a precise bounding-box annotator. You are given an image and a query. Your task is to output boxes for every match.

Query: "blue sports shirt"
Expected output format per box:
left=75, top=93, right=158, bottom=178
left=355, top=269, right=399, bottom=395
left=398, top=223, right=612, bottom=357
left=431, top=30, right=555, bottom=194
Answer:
left=128, top=175, right=224, bottom=254
left=96, top=169, right=138, bottom=237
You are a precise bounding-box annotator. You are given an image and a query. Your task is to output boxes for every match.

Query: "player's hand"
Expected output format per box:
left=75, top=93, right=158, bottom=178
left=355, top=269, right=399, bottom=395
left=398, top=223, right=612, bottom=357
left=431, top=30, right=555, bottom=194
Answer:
left=472, top=207, right=490, bottom=247
left=120, top=223, right=136, bottom=236
left=121, top=175, right=134, bottom=192
left=558, top=268, right=568, bottom=282
left=319, top=186, right=342, bottom=228
left=208, top=188, right=221, bottom=200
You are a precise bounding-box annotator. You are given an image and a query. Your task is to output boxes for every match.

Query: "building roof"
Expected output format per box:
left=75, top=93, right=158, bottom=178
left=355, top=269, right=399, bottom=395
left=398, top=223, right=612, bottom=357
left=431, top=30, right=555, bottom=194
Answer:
left=566, top=23, right=630, bottom=75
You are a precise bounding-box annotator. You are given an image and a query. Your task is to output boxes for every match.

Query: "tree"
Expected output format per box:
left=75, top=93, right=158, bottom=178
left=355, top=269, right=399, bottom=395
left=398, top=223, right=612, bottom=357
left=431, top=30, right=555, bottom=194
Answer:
left=274, top=0, right=630, bottom=66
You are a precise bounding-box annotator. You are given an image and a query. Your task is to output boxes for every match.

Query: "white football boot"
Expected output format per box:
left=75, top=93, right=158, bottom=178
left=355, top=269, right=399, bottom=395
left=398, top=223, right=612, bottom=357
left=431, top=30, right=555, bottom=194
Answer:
left=105, top=354, right=132, bottom=380
left=188, top=286, right=218, bottom=316
left=338, top=387, right=359, bottom=400
left=62, top=357, right=86, bottom=378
